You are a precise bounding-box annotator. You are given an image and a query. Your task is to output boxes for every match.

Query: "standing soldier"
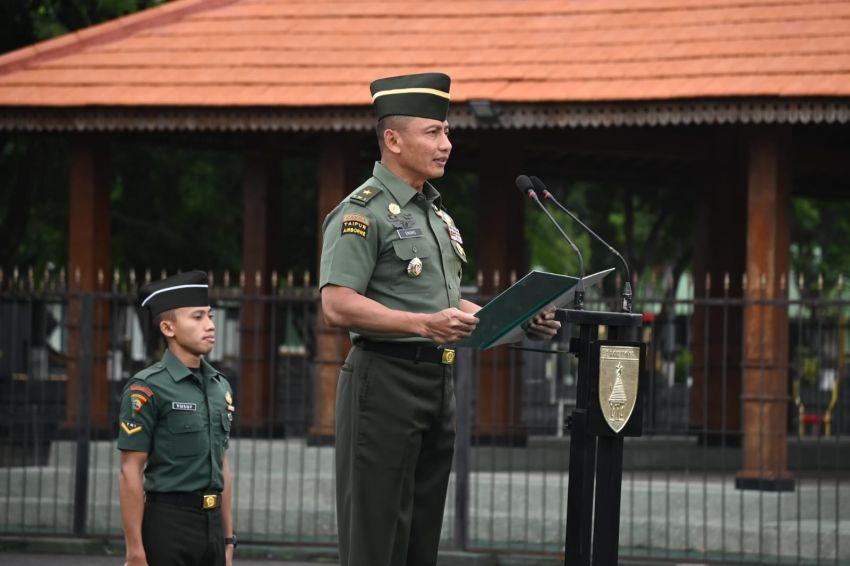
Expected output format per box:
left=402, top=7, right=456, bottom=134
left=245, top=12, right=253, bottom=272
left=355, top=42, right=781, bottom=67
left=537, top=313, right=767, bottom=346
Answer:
left=319, top=72, right=560, bottom=566
left=118, top=270, right=237, bottom=566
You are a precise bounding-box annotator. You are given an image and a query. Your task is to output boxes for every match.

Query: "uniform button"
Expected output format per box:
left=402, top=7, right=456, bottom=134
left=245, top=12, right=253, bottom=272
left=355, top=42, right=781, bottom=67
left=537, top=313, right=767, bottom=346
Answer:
left=184, top=424, right=191, bottom=429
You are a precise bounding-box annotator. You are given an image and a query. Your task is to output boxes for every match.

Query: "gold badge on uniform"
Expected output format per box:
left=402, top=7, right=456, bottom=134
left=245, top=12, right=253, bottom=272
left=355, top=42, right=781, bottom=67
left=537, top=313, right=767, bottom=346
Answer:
left=388, top=202, right=401, bottom=215
left=225, top=391, right=233, bottom=405
left=452, top=242, right=467, bottom=261
left=407, top=257, right=423, bottom=277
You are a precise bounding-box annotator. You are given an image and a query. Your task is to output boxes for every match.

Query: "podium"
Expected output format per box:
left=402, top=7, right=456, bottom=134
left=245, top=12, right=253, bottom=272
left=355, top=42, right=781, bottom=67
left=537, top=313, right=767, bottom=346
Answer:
left=560, top=308, right=645, bottom=566
left=457, top=269, right=646, bottom=565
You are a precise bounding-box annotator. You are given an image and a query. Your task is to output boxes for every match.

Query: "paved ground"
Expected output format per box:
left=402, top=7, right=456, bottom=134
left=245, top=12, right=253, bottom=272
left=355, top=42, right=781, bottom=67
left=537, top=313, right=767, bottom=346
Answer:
left=0, top=554, right=322, bottom=566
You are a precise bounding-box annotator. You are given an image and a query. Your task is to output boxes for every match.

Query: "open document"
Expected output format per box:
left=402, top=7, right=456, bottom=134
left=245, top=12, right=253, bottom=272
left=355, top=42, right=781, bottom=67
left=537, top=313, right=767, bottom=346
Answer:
left=455, top=268, right=614, bottom=350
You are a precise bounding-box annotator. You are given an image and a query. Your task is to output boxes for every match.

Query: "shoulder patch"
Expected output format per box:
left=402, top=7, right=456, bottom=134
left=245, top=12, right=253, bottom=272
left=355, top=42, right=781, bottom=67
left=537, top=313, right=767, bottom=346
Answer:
left=350, top=186, right=382, bottom=205
left=341, top=213, right=370, bottom=238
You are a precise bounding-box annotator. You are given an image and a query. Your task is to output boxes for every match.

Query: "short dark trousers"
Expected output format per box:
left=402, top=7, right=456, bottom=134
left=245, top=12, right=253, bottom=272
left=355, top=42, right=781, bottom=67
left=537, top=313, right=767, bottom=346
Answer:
left=335, top=345, right=456, bottom=566
left=142, top=499, right=224, bottom=566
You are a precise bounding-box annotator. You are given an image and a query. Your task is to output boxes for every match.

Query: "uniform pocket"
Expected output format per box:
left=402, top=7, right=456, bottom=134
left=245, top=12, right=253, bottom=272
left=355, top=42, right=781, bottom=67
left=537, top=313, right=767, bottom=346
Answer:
left=391, top=238, right=429, bottom=261
left=166, top=412, right=205, bottom=457
left=390, top=238, right=432, bottom=294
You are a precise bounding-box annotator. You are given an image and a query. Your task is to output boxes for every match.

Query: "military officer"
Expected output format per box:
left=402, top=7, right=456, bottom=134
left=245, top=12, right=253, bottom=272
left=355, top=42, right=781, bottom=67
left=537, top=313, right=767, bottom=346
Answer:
left=320, top=72, right=559, bottom=566
left=118, top=270, right=236, bottom=566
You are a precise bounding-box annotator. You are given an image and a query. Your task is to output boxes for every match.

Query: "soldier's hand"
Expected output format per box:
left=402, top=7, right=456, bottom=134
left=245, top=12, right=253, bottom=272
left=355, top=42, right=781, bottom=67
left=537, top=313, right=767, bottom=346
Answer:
left=424, top=308, right=479, bottom=344
left=124, top=552, right=148, bottom=566
left=226, top=544, right=234, bottom=566
left=524, top=305, right=561, bottom=340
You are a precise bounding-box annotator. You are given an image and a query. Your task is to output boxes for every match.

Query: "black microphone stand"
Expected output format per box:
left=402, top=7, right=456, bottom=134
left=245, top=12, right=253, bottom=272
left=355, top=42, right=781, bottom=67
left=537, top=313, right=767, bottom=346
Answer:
left=530, top=176, right=633, bottom=314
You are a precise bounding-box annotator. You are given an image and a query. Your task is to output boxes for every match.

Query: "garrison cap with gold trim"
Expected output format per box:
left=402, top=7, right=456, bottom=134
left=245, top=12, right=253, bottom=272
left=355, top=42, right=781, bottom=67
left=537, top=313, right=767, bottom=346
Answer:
left=139, top=270, right=209, bottom=316
left=370, top=72, right=451, bottom=121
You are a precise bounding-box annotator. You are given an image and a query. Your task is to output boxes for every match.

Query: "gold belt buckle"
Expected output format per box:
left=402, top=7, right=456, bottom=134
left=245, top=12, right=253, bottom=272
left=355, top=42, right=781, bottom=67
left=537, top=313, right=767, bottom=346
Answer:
left=203, top=494, right=218, bottom=509
left=441, top=349, right=456, bottom=365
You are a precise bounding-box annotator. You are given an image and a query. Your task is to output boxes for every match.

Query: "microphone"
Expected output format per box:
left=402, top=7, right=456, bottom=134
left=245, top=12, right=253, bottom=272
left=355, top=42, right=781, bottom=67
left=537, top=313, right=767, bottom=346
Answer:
left=516, top=174, right=585, bottom=310
left=530, top=176, right=633, bottom=313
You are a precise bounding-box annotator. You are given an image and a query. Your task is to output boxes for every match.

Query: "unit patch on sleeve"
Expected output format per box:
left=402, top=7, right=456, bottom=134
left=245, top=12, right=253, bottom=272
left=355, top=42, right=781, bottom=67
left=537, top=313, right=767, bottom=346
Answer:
left=130, top=393, right=149, bottom=416
left=130, top=384, right=154, bottom=397
left=341, top=213, right=370, bottom=238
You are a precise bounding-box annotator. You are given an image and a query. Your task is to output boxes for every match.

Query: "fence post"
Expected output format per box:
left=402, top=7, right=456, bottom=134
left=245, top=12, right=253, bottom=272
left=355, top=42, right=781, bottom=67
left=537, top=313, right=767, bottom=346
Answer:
left=453, top=348, right=472, bottom=550
left=72, top=294, right=93, bottom=536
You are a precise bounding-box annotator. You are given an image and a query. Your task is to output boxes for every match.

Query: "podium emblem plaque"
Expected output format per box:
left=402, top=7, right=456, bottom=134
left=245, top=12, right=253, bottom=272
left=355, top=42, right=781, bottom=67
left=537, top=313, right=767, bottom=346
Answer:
left=598, top=345, right=640, bottom=433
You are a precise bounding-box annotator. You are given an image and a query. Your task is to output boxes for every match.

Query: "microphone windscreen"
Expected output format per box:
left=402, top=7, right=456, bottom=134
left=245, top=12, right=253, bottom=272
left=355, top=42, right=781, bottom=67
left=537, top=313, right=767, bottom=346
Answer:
left=515, top=174, right=534, bottom=193
left=530, top=176, right=547, bottom=192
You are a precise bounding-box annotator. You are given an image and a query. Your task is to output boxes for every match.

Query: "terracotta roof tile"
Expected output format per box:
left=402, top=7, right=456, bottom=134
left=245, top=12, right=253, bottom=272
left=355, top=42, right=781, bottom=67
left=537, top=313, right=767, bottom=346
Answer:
left=1, top=0, right=849, bottom=108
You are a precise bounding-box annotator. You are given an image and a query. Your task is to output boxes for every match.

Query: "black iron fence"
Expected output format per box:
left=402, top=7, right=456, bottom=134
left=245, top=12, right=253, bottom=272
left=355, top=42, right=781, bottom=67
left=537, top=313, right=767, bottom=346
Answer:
left=0, top=271, right=847, bottom=564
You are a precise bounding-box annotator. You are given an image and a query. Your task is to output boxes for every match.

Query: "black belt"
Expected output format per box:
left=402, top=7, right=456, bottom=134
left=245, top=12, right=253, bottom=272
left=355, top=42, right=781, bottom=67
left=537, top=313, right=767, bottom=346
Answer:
left=359, top=340, right=456, bottom=365
left=146, top=491, right=221, bottom=510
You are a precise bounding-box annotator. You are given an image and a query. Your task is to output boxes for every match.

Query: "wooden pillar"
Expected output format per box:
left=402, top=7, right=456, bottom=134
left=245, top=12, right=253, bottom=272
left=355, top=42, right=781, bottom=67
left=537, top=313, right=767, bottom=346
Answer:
left=239, top=152, right=278, bottom=430
left=736, top=128, right=794, bottom=491
left=65, top=138, right=111, bottom=431
left=690, top=135, right=745, bottom=444
left=310, top=136, right=359, bottom=444
left=476, top=132, right=526, bottom=443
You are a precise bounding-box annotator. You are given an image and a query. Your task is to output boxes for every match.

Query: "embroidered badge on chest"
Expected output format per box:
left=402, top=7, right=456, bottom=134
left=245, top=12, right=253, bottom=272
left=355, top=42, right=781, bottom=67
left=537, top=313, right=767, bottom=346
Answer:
left=172, top=402, right=197, bottom=411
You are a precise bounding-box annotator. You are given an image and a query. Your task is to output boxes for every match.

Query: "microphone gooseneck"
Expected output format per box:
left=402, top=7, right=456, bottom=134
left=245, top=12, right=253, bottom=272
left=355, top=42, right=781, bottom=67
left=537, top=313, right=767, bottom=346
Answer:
left=516, top=175, right=585, bottom=310
left=530, top=176, right=633, bottom=313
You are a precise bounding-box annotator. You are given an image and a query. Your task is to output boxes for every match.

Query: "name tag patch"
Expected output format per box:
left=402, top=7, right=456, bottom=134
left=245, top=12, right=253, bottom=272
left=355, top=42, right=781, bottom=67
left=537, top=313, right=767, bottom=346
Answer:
left=342, top=213, right=369, bottom=238
left=172, top=402, right=197, bottom=411
left=397, top=228, right=424, bottom=239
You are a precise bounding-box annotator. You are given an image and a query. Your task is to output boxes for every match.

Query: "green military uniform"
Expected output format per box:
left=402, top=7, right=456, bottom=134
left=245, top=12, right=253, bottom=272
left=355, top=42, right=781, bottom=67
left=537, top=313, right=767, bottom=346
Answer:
left=118, top=271, right=235, bottom=566
left=319, top=72, right=465, bottom=566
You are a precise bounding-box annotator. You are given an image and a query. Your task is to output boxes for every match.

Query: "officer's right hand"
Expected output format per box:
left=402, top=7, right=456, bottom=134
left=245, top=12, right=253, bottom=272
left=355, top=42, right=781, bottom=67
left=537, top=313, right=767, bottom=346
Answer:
left=423, top=308, right=479, bottom=343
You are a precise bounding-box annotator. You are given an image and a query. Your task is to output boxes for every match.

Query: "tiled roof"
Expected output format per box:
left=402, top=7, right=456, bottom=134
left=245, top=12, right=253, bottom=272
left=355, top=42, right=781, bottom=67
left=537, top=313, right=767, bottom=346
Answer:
left=1, top=0, right=849, bottom=108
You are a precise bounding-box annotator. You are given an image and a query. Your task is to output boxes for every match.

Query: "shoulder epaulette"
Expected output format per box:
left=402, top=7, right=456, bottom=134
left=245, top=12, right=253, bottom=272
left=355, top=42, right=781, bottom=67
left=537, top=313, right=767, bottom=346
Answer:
left=132, top=362, right=167, bottom=382
left=349, top=186, right=382, bottom=205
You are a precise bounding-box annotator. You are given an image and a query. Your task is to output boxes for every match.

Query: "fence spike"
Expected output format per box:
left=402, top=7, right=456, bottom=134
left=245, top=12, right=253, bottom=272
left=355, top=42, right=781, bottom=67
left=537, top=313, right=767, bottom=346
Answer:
left=223, top=270, right=231, bottom=288
left=818, top=273, right=824, bottom=292
left=760, top=272, right=767, bottom=290
left=303, top=270, right=311, bottom=287
left=255, top=270, right=262, bottom=289
left=13, top=266, right=19, bottom=282
left=113, top=268, right=120, bottom=287
left=286, top=270, right=294, bottom=288
left=144, top=269, right=151, bottom=284
left=74, top=267, right=81, bottom=285
left=780, top=272, right=786, bottom=292
left=723, top=272, right=730, bottom=292
left=41, top=266, right=50, bottom=291
left=838, top=274, right=844, bottom=292
left=476, top=270, right=483, bottom=289
left=59, top=267, right=66, bottom=288
left=510, top=269, right=517, bottom=285
left=207, top=271, right=214, bottom=288
left=0, top=267, right=4, bottom=288
left=239, top=270, right=245, bottom=289
left=742, top=272, right=748, bottom=292
left=493, top=269, right=500, bottom=290
left=27, top=266, right=34, bottom=289
left=705, top=272, right=711, bottom=292
left=129, top=269, right=137, bottom=287
left=798, top=272, right=805, bottom=292
left=271, top=270, right=278, bottom=290
left=160, top=269, right=167, bottom=280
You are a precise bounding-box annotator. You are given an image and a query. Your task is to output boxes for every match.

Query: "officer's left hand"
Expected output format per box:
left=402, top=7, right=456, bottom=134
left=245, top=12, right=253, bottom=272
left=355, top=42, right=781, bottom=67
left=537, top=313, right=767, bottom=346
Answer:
left=524, top=305, right=561, bottom=340
left=226, top=545, right=234, bottom=566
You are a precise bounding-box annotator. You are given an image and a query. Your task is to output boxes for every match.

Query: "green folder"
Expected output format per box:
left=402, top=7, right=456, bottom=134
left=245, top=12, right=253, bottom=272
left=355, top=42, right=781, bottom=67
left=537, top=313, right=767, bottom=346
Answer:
left=456, top=268, right=614, bottom=350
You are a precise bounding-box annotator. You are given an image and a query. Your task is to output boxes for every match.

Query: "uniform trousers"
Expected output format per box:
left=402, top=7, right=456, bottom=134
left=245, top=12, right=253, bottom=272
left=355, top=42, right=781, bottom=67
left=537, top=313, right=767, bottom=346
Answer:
left=142, top=499, right=225, bottom=566
left=335, top=345, right=455, bottom=566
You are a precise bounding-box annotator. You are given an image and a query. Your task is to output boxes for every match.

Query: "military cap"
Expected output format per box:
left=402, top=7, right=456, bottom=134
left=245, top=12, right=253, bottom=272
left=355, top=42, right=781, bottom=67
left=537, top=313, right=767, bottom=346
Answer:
left=370, top=72, right=451, bottom=122
left=139, top=270, right=209, bottom=316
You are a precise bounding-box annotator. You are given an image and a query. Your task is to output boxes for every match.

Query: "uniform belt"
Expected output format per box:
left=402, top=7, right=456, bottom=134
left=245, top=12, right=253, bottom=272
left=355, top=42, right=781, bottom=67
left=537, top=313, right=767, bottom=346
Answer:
left=359, top=340, right=456, bottom=365
left=146, top=491, right=221, bottom=510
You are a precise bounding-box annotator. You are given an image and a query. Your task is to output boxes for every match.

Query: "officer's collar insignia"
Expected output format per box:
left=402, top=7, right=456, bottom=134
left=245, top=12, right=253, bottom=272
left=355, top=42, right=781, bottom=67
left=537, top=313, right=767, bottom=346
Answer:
left=388, top=202, right=401, bottom=215
left=225, top=391, right=233, bottom=405
left=172, top=402, right=197, bottom=411
left=121, top=420, right=142, bottom=435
